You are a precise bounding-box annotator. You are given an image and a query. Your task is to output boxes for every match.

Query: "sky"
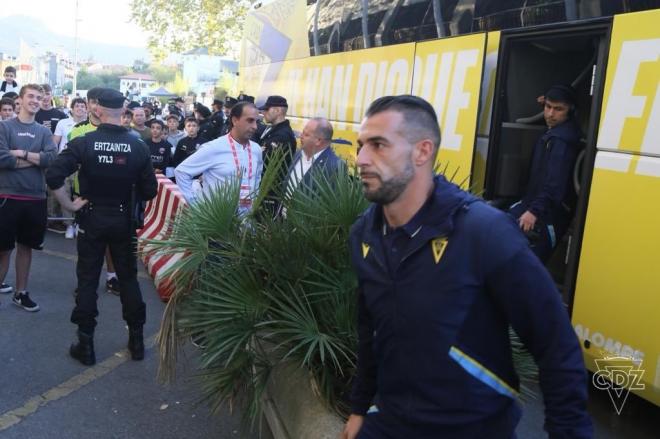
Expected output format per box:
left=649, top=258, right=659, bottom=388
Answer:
left=0, top=0, right=147, bottom=49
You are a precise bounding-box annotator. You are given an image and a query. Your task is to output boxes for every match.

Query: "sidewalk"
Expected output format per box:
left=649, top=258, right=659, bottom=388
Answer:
left=0, top=232, right=259, bottom=439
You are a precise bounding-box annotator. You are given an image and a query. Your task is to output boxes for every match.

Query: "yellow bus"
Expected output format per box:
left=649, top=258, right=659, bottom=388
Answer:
left=240, top=0, right=660, bottom=407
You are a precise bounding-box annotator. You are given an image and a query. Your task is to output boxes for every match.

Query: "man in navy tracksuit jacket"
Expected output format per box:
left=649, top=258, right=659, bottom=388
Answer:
left=342, top=95, right=592, bottom=439
left=509, top=85, right=582, bottom=262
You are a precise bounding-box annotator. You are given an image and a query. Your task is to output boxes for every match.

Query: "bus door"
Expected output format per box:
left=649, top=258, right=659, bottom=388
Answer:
left=482, top=19, right=611, bottom=305
left=571, top=9, right=660, bottom=406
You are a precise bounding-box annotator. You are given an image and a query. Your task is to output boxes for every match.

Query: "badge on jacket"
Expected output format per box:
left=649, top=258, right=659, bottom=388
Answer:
left=431, top=238, right=448, bottom=264
left=362, top=243, right=370, bottom=259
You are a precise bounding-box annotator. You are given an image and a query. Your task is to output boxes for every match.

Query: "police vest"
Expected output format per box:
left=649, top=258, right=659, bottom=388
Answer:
left=77, top=125, right=151, bottom=204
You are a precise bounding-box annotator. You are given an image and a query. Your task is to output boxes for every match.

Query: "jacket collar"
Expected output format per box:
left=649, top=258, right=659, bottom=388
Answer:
left=362, top=175, right=477, bottom=245
left=97, top=123, right=129, bottom=133
left=264, top=119, right=291, bottom=135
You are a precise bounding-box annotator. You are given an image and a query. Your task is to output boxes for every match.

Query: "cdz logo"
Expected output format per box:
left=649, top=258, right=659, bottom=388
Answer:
left=592, top=357, right=645, bottom=415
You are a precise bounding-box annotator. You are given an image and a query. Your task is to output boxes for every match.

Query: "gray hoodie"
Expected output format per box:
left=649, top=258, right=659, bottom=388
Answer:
left=0, top=117, right=58, bottom=199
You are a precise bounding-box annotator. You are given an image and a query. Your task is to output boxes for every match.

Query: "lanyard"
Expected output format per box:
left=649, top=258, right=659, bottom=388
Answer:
left=228, top=135, right=253, bottom=186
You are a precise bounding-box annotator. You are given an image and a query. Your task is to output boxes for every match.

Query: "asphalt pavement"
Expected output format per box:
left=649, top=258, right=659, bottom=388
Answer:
left=0, top=231, right=260, bottom=439
left=0, top=231, right=658, bottom=438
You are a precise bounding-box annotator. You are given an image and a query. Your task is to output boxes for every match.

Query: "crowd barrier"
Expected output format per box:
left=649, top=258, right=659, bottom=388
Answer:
left=137, top=174, right=187, bottom=301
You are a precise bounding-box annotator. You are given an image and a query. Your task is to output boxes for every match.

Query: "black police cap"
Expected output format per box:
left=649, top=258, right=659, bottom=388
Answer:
left=195, top=104, right=211, bottom=118
left=97, top=89, right=126, bottom=109
left=87, top=87, right=104, bottom=101
left=237, top=93, right=255, bottom=104
left=126, top=101, right=141, bottom=110
left=224, top=96, right=238, bottom=107
left=259, top=95, right=288, bottom=110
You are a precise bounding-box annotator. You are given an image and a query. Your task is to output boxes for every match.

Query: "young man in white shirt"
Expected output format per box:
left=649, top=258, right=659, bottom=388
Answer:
left=53, top=98, right=88, bottom=152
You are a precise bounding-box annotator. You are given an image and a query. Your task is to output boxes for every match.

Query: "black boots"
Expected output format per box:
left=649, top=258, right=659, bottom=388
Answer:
left=128, top=326, right=144, bottom=361
left=70, top=330, right=96, bottom=366
left=70, top=328, right=143, bottom=364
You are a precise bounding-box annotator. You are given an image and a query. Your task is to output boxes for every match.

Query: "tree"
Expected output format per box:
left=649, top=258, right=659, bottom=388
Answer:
left=166, top=72, right=190, bottom=96
left=130, top=0, right=251, bottom=60
left=150, top=63, right=178, bottom=84
left=133, top=59, right=149, bottom=73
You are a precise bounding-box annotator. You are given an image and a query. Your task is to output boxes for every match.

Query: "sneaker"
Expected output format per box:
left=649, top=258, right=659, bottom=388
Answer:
left=65, top=225, right=76, bottom=239
left=0, top=283, right=12, bottom=294
left=106, top=277, right=121, bottom=296
left=47, top=221, right=67, bottom=234
left=12, top=292, right=40, bottom=312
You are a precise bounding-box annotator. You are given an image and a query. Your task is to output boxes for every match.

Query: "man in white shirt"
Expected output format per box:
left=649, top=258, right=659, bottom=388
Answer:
left=175, top=102, right=263, bottom=216
left=285, top=117, right=343, bottom=197
left=53, top=98, right=87, bottom=152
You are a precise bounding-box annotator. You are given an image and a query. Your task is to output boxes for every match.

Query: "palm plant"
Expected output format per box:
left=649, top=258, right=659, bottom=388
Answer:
left=148, top=151, right=538, bottom=429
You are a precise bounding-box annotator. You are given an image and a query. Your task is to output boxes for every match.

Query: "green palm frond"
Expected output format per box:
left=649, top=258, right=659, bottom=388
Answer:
left=155, top=157, right=540, bottom=426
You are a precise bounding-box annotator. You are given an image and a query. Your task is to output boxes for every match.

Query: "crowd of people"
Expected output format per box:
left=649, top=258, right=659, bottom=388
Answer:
left=0, top=61, right=594, bottom=437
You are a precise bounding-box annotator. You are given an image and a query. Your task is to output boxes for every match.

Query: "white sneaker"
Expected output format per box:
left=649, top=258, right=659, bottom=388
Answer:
left=65, top=225, right=76, bottom=239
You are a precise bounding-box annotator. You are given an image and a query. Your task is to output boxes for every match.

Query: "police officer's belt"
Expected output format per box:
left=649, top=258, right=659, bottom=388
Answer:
left=86, top=199, right=130, bottom=210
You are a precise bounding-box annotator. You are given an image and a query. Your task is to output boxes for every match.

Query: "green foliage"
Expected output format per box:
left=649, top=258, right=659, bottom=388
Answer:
left=151, top=150, right=538, bottom=427
left=129, top=0, right=252, bottom=60
left=166, top=72, right=190, bottom=96
left=76, top=68, right=128, bottom=90
left=150, top=64, right=178, bottom=84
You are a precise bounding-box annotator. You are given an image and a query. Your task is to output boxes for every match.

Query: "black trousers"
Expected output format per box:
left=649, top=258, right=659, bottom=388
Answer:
left=72, top=206, right=146, bottom=334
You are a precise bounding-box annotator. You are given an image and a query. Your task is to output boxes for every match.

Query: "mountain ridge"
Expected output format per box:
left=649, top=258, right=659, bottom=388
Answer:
left=0, top=15, right=150, bottom=65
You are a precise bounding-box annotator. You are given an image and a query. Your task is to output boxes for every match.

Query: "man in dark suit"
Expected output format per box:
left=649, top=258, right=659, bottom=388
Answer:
left=283, top=117, right=344, bottom=200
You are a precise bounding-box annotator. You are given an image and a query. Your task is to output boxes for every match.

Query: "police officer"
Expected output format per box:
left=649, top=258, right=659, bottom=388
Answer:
left=219, top=96, right=238, bottom=137
left=194, top=103, right=214, bottom=140
left=258, top=96, right=297, bottom=173
left=46, top=88, right=158, bottom=366
left=202, top=99, right=225, bottom=141
left=256, top=96, right=297, bottom=215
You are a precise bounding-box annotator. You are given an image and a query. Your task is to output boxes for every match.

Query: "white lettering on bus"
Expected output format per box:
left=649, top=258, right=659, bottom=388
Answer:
left=574, top=324, right=645, bottom=364
left=443, top=49, right=479, bottom=150
left=598, top=39, right=660, bottom=153
left=353, top=62, right=377, bottom=124
left=330, top=64, right=353, bottom=130
left=303, top=67, right=320, bottom=118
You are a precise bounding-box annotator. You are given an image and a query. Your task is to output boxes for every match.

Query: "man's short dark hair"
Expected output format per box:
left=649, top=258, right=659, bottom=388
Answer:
left=365, top=95, right=441, bottom=149
left=123, top=108, right=133, bottom=117
left=70, top=97, right=86, bottom=109
left=0, top=97, right=15, bottom=109
left=545, top=84, right=577, bottom=109
left=4, top=66, right=16, bottom=75
left=40, top=83, right=53, bottom=94
left=150, top=119, right=165, bottom=129
left=230, top=102, right=256, bottom=121
left=3, top=91, right=18, bottom=100
left=165, top=114, right=179, bottom=122
left=184, top=116, right=198, bottom=125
